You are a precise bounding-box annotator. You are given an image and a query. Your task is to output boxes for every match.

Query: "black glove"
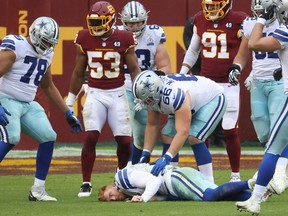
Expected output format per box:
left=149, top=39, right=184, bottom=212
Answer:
left=228, top=64, right=241, bottom=86
left=259, top=4, right=276, bottom=21
left=65, top=110, right=83, bottom=133
left=273, top=68, right=282, bottom=81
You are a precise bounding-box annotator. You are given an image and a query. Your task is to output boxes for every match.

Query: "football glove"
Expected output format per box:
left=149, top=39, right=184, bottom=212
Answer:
left=151, top=154, right=172, bottom=176
left=273, top=68, right=282, bottom=81
left=0, top=103, right=11, bottom=126
left=134, top=99, right=144, bottom=112
left=65, top=110, right=83, bottom=133
left=228, top=64, right=242, bottom=86
left=138, top=150, right=151, bottom=163
left=244, top=75, right=253, bottom=91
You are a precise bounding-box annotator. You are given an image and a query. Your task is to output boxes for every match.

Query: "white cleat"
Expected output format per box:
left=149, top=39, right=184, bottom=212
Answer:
left=268, top=172, right=287, bottom=195
left=28, top=185, right=57, bottom=202
left=236, top=197, right=260, bottom=215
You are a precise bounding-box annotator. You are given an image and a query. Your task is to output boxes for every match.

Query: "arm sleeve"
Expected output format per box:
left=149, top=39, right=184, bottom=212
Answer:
left=180, top=31, right=201, bottom=74
left=129, top=170, right=162, bottom=202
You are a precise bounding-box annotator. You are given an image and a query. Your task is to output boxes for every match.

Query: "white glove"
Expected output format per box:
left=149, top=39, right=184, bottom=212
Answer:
left=244, top=75, right=253, bottom=91
left=134, top=99, right=144, bottom=112
left=65, top=92, right=76, bottom=113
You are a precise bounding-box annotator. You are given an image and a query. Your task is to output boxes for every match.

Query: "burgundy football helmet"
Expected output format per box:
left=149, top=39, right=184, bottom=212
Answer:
left=202, top=0, right=232, bottom=21
left=86, top=1, right=116, bottom=36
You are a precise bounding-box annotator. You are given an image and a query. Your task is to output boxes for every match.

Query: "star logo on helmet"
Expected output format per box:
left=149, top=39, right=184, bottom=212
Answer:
left=142, top=80, right=151, bottom=89
left=37, top=20, right=49, bottom=29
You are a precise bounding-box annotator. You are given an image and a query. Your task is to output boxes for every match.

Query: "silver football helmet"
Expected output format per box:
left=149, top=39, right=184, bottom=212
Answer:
left=29, top=16, right=59, bottom=56
left=277, top=0, right=288, bottom=24
left=251, top=0, right=277, bottom=24
left=132, top=70, right=163, bottom=107
left=120, top=1, right=149, bottom=37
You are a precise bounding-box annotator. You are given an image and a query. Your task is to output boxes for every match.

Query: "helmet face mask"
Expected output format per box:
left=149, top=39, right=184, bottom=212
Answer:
left=132, top=70, right=163, bottom=107
left=202, top=0, right=232, bottom=21
left=251, top=0, right=277, bottom=23
left=87, top=1, right=115, bottom=36
left=29, top=16, right=59, bottom=56
left=120, top=1, right=149, bottom=37
left=277, top=0, right=288, bottom=24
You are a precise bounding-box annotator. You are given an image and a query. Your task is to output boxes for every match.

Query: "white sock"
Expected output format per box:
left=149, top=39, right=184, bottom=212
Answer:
left=198, top=163, right=214, bottom=183
left=83, top=182, right=91, bottom=186
left=252, top=184, right=267, bottom=202
left=34, top=178, right=45, bottom=187
left=231, top=172, right=240, bottom=177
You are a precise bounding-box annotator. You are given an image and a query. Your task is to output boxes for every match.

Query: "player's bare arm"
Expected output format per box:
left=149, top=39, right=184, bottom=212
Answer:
left=40, top=66, right=70, bottom=114
left=167, top=92, right=191, bottom=156
left=0, top=50, right=16, bottom=77
left=155, top=43, right=172, bottom=74
left=68, top=46, right=87, bottom=95
left=143, top=110, right=160, bottom=153
left=125, top=47, right=141, bottom=81
left=233, top=36, right=252, bottom=68
left=248, top=23, right=281, bottom=52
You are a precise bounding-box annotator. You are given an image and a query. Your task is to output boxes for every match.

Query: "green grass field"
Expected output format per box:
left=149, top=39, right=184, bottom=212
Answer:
left=1, top=169, right=288, bottom=216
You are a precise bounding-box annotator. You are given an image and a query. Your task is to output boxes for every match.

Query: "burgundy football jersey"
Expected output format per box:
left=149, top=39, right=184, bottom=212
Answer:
left=75, top=29, right=136, bottom=89
left=194, top=11, right=248, bottom=83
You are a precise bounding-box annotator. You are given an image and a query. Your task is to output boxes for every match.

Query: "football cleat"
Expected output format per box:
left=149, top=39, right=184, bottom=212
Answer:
left=268, top=169, right=287, bottom=195
left=78, top=183, right=92, bottom=197
left=28, top=185, right=57, bottom=201
left=230, top=173, right=241, bottom=182
left=236, top=197, right=261, bottom=215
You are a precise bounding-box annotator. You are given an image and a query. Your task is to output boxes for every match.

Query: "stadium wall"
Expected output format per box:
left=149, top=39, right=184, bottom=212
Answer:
left=0, top=0, right=256, bottom=150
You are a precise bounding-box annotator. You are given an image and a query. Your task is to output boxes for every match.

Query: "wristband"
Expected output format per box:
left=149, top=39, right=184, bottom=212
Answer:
left=143, top=149, right=151, bottom=154
left=165, top=152, right=174, bottom=159
left=233, top=63, right=243, bottom=72
left=66, top=92, right=76, bottom=105
left=256, top=17, right=266, bottom=25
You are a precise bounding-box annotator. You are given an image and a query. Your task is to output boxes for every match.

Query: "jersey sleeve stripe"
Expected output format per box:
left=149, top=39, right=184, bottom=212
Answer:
left=272, top=28, right=288, bottom=42
left=173, top=88, right=185, bottom=111
left=0, top=39, right=16, bottom=51
left=117, top=169, right=134, bottom=189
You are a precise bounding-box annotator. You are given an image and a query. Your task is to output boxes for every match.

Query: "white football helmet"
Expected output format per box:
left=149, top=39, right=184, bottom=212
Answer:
left=120, top=1, right=149, bottom=37
left=251, top=0, right=278, bottom=23
left=29, top=16, right=59, bottom=56
left=132, top=70, right=163, bottom=107
left=277, top=0, right=288, bottom=24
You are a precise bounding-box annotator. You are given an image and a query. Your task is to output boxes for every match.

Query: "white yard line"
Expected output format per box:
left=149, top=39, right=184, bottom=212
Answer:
left=5, top=147, right=265, bottom=158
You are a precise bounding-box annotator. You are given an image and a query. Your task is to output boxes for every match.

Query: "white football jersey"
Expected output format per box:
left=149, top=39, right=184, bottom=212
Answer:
left=271, top=24, right=288, bottom=94
left=150, top=74, right=223, bottom=114
left=116, top=25, right=166, bottom=91
left=243, top=17, right=281, bottom=80
left=0, top=34, right=53, bottom=102
left=114, top=164, right=176, bottom=201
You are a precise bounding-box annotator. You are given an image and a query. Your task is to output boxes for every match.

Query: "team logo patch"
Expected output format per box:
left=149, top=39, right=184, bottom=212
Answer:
left=114, top=41, right=121, bottom=47
left=147, top=37, right=154, bottom=46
